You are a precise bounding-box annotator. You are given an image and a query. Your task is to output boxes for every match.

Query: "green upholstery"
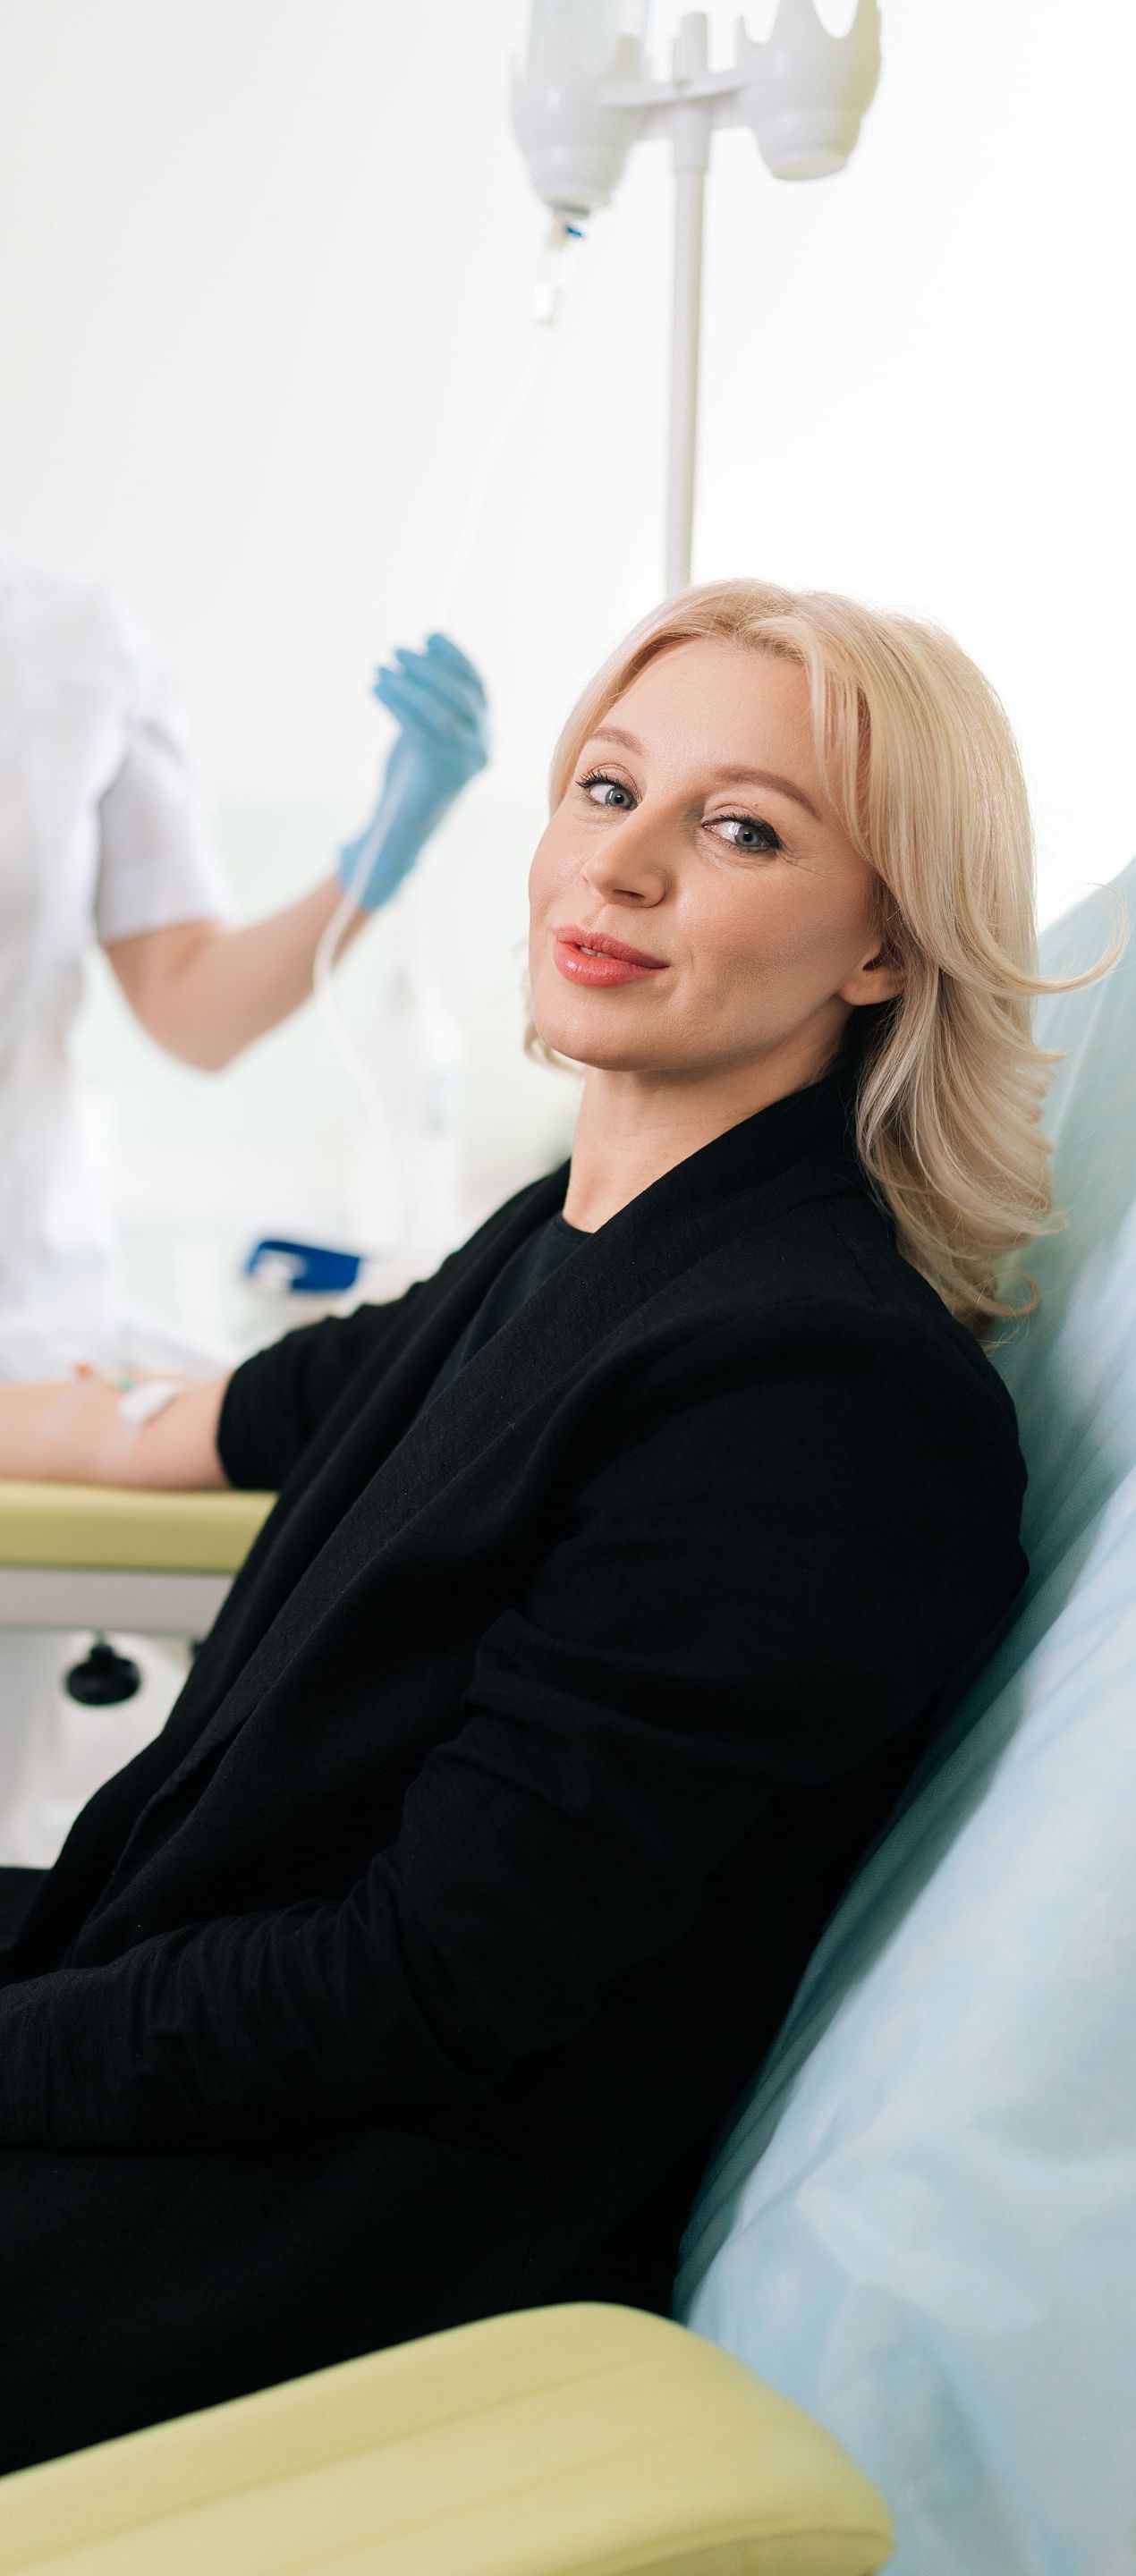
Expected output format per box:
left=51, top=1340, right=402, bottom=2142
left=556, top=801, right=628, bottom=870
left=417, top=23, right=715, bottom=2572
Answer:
left=0, top=1481, right=274, bottom=1574
left=0, top=2303, right=894, bottom=2575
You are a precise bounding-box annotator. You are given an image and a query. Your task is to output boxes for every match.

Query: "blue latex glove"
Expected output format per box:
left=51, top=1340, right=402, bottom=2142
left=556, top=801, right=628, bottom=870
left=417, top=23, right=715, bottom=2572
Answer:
left=337, top=631, right=490, bottom=911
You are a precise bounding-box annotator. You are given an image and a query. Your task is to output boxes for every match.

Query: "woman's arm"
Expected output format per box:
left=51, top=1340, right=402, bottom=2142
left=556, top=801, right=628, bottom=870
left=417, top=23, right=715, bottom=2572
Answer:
left=103, top=882, right=369, bottom=1073
left=0, top=1273, right=439, bottom=1501
left=0, top=1373, right=232, bottom=1489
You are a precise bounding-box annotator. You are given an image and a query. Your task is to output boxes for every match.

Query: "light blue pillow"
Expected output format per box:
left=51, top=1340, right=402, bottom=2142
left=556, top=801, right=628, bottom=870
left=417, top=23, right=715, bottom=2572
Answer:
left=674, top=857, right=1136, bottom=2576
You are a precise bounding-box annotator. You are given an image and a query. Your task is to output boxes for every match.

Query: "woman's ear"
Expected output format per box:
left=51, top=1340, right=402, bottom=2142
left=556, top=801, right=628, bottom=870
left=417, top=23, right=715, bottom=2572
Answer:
left=849, top=947, right=903, bottom=1006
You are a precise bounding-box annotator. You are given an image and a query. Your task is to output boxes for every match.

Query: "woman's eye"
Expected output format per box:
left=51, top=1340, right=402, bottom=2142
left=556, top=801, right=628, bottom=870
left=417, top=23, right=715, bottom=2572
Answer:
left=579, top=770, right=632, bottom=810
left=576, top=769, right=784, bottom=855
left=714, top=815, right=784, bottom=854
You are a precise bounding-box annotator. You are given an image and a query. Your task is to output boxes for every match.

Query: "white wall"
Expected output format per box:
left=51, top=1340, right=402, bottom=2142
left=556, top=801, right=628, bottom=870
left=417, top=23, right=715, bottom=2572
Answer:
left=2, top=0, right=1133, bottom=1326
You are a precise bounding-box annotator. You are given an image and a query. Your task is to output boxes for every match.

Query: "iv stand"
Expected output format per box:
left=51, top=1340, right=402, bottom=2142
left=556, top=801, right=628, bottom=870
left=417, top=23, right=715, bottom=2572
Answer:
left=665, top=14, right=711, bottom=591
left=515, top=1, right=881, bottom=596
left=606, top=9, right=750, bottom=595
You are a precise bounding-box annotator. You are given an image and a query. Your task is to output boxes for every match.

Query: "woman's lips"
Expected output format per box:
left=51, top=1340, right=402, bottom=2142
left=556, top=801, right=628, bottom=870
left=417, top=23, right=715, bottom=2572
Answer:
left=553, top=936, right=668, bottom=988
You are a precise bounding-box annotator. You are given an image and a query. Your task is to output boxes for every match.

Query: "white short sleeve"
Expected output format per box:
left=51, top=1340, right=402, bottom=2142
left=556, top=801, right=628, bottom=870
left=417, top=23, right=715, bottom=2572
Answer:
left=94, top=597, right=236, bottom=945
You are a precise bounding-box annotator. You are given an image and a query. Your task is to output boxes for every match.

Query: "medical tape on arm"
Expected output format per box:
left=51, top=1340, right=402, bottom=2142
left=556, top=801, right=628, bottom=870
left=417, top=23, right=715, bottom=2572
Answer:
left=114, top=1377, right=186, bottom=1426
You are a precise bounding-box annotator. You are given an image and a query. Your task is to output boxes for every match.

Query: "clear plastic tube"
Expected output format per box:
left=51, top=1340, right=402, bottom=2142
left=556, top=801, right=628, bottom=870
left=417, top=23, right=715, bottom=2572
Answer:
left=310, top=768, right=403, bottom=1125
left=311, top=212, right=587, bottom=1154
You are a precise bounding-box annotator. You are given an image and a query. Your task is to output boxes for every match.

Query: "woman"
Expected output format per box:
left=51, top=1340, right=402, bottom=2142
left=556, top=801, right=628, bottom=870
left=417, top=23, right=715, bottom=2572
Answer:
left=0, top=548, right=487, bottom=1378
left=0, top=578, right=1117, bottom=2475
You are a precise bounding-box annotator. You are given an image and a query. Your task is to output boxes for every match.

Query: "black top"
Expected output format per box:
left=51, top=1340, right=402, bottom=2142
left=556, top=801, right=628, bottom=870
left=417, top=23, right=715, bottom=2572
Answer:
left=0, top=1062, right=1030, bottom=2471
left=417, top=1212, right=586, bottom=1417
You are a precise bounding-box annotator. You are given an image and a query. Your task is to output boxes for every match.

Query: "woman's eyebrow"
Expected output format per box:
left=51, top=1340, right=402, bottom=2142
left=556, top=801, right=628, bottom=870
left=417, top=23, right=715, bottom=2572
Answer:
left=587, top=723, right=822, bottom=824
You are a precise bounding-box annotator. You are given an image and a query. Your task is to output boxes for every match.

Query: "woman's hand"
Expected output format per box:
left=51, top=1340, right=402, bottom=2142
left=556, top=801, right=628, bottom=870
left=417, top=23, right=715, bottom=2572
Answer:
left=337, top=631, right=491, bottom=912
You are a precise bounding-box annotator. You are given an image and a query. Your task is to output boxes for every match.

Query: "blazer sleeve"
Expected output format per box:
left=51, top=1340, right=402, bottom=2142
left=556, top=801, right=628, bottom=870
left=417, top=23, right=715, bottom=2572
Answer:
left=0, top=1302, right=1029, bottom=2150
left=216, top=1279, right=440, bottom=1491
left=216, top=1190, right=542, bottom=1491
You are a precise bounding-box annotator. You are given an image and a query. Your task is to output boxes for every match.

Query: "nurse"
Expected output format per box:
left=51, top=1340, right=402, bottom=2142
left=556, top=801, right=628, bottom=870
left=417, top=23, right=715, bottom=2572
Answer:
left=0, top=550, right=488, bottom=1381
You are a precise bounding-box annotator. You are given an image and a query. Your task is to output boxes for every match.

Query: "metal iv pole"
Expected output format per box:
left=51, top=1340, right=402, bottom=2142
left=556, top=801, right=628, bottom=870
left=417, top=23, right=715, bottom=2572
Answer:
left=511, top=0, right=883, bottom=593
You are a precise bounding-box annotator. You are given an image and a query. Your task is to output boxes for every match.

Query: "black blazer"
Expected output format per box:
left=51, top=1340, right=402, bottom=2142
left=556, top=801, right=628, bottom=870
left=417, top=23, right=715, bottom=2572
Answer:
left=0, top=1062, right=1029, bottom=2469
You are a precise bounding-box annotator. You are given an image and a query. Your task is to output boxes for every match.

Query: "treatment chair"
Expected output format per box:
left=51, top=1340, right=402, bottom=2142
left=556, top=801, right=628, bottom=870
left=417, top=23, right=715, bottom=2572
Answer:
left=674, top=854, right=1136, bottom=2571
left=1, top=858, right=1132, bottom=2575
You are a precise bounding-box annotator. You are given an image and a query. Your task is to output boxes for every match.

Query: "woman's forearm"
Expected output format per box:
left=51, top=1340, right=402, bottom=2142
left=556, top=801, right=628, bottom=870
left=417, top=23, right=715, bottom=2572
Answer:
left=105, top=877, right=371, bottom=1072
left=0, top=1375, right=232, bottom=1489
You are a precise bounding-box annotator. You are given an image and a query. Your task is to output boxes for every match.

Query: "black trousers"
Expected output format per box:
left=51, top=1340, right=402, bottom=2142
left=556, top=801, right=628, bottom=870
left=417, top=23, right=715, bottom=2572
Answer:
left=0, top=1871, right=637, bottom=2479
left=0, top=1868, right=682, bottom=2478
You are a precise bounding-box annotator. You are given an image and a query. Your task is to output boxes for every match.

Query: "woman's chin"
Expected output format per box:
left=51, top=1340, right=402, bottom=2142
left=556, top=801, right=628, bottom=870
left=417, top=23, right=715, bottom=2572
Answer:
left=535, top=1018, right=656, bottom=1076
left=532, top=1013, right=587, bottom=1067
left=531, top=973, right=667, bottom=1072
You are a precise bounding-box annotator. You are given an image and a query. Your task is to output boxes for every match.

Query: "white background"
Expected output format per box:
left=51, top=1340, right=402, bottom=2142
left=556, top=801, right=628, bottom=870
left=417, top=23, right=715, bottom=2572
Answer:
left=2, top=0, right=1132, bottom=1335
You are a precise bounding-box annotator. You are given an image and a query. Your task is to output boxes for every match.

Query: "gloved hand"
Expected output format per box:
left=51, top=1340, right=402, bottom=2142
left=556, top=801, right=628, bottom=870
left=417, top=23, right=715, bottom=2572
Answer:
left=337, top=631, right=490, bottom=911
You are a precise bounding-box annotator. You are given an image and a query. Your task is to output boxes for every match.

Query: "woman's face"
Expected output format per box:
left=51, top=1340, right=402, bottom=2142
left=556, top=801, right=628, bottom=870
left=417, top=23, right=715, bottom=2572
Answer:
left=527, top=637, right=899, bottom=1089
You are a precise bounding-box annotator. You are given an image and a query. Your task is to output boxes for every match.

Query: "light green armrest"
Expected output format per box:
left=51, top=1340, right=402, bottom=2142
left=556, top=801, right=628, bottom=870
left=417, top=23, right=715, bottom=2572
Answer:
left=0, top=1482, right=275, bottom=1574
left=0, top=2302, right=894, bottom=2574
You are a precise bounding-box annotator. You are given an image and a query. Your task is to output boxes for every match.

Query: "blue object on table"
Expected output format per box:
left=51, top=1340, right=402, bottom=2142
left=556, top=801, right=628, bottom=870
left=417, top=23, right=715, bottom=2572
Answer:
left=243, top=1240, right=363, bottom=1296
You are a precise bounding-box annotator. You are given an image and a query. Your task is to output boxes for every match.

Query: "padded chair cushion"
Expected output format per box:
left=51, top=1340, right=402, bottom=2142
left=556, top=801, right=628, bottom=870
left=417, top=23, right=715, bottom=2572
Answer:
left=674, top=857, right=1136, bottom=2576
left=0, top=2301, right=894, bottom=2576
left=0, top=1482, right=273, bottom=1573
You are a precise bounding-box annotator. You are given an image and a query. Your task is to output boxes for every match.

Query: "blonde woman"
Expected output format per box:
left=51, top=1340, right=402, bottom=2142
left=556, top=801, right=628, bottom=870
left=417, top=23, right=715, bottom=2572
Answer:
left=0, top=580, right=1122, bottom=2473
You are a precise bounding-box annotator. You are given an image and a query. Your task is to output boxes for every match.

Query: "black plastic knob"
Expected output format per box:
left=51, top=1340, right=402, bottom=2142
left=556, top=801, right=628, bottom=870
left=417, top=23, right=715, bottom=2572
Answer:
left=65, top=1639, right=142, bottom=1706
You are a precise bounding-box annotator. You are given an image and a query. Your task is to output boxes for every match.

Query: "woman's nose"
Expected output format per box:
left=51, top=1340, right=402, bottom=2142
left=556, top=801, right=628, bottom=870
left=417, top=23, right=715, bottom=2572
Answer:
left=581, top=812, right=667, bottom=893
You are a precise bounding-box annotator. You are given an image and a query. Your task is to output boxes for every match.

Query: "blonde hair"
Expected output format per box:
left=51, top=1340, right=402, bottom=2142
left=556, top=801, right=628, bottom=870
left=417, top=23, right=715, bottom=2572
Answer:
left=521, top=578, right=1128, bottom=1349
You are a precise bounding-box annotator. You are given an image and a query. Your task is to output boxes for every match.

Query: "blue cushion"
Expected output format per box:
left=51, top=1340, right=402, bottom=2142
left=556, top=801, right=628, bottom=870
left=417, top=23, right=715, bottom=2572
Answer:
left=674, top=856, right=1136, bottom=2576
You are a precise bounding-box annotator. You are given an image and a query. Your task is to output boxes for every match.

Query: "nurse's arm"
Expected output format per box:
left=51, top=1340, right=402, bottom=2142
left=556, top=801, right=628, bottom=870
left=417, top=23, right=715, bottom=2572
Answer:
left=103, top=877, right=369, bottom=1073
left=0, top=1374, right=231, bottom=1489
